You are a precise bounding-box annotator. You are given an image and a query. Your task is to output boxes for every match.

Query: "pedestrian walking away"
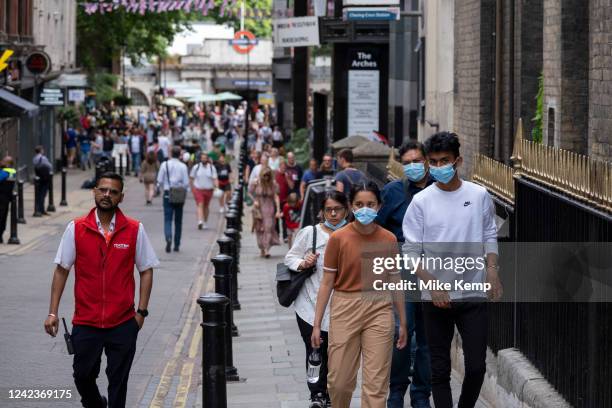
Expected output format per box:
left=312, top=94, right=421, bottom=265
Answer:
left=284, top=191, right=350, bottom=408
left=376, top=141, right=433, bottom=408
left=157, top=146, right=189, bottom=253
left=140, top=151, right=160, bottom=205
left=190, top=152, right=218, bottom=230
left=402, top=132, right=503, bottom=408
left=334, top=149, right=366, bottom=198
left=0, top=156, right=16, bottom=244
left=44, top=172, right=159, bottom=408
left=33, top=145, right=53, bottom=216
left=312, top=182, right=408, bottom=408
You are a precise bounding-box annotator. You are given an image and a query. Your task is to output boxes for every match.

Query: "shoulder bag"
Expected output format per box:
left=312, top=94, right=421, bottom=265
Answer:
left=276, top=225, right=317, bottom=307
left=165, top=162, right=187, bottom=204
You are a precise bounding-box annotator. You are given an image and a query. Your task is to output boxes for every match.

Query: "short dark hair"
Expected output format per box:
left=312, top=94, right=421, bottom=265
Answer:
left=424, top=131, right=461, bottom=158
left=399, top=140, right=426, bottom=159
left=96, top=172, right=124, bottom=191
left=337, top=148, right=353, bottom=163
left=349, top=181, right=382, bottom=205
left=171, top=146, right=182, bottom=158
left=34, top=145, right=44, bottom=154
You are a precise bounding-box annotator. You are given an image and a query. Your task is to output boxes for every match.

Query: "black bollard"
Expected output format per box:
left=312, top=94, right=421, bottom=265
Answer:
left=47, top=174, right=56, bottom=212
left=8, top=191, right=20, bottom=244
left=17, top=180, right=26, bottom=224
left=217, top=237, right=240, bottom=328
left=119, top=154, right=124, bottom=176
left=33, top=177, right=42, bottom=217
left=60, top=167, right=68, bottom=206
left=225, top=211, right=238, bottom=231
left=224, top=229, right=241, bottom=310
left=197, top=293, right=229, bottom=408
left=211, top=254, right=239, bottom=381
left=126, top=152, right=131, bottom=174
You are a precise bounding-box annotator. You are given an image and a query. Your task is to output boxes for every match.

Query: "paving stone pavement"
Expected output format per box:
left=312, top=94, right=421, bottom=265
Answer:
left=184, top=216, right=491, bottom=408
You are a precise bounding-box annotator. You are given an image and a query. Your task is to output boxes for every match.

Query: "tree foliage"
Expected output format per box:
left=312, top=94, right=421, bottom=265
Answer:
left=196, top=0, right=273, bottom=39
left=77, top=7, right=192, bottom=71
left=77, top=1, right=273, bottom=72
left=531, top=73, right=544, bottom=143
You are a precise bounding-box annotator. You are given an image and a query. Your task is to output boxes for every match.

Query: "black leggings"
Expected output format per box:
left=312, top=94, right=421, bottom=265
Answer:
left=296, top=313, right=329, bottom=399
left=423, top=301, right=488, bottom=408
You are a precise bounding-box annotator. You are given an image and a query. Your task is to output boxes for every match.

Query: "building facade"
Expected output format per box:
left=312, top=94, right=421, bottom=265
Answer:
left=450, top=0, right=610, bottom=175
left=0, top=0, right=76, bottom=174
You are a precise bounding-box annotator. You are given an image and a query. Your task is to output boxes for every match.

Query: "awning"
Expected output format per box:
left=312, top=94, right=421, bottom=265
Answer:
left=0, top=89, right=40, bottom=117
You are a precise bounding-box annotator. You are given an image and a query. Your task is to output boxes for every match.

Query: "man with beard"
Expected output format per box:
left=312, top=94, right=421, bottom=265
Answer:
left=44, top=172, right=159, bottom=408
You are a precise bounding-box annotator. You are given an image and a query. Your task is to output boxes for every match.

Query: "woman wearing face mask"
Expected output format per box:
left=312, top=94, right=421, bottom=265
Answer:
left=284, top=191, right=349, bottom=408
left=312, top=182, right=408, bottom=408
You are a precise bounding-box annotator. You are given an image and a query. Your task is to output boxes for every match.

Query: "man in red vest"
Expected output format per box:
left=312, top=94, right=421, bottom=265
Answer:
left=44, top=172, right=159, bottom=408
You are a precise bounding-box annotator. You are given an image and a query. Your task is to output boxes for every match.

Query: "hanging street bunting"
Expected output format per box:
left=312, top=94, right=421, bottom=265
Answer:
left=80, top=0, right=273, bottom=18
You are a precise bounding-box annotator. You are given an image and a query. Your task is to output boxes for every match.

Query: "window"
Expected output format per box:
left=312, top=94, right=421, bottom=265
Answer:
left=547, top=107, right=555, bottom=146
left=128, top=88, right=149, bottom=106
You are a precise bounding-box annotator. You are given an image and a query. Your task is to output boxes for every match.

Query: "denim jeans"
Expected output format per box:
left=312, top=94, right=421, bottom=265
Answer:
left=163, top=194, right=184, bottom=248
left=131, top=153, right=141, bottom=175
left=80, top=151, right=90, bottom=170
left=388, top=301, right=432, bottom=408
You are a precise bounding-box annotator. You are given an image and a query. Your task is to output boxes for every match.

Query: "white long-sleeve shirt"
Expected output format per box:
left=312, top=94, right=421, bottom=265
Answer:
left=284, top=224, right=331, bottom=331
left=157, top=159, right=189, bottom=191
left=402, top=180, right=499, bottom=300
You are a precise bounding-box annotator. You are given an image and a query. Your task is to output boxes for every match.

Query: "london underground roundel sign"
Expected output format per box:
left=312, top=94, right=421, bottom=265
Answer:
left=231, top=30, right=257, bottom=54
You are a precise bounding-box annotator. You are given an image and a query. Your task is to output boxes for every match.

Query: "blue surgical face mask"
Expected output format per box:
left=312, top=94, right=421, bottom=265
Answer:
left=324, top=218, right=347, bottom=231
left=353, top=207, right=378, bottom=225
left=429, top=162, right=456, bottom=184
left=403, top=163, right=426, bottom=182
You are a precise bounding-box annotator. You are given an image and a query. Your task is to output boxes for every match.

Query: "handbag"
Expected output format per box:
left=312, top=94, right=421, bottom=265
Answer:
left=276, top=225, right=317, bottom=307
left=165, top=162, right=187, bottom=204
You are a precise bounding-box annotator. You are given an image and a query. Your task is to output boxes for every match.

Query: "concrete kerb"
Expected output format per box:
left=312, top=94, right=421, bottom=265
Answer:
left=451, top=334, right=571, bottom=407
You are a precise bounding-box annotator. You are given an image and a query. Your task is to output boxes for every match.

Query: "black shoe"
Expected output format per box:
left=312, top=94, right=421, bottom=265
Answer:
left=165, top=241, right=171, bottom=253
left=0, top=236, right=3, bottom=244
left=173, top=246, right=180, bottom=252
left=309, top=393, right=326, bottom=408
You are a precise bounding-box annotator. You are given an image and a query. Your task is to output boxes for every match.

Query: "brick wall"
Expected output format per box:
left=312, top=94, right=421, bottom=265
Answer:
left=453, top=0, right=495, bottom=175
left=589, top=0, right=612, bottom=161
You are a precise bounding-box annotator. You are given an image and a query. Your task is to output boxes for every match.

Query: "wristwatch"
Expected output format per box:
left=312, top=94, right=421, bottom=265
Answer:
left=137, top=309, right=149, bottom=318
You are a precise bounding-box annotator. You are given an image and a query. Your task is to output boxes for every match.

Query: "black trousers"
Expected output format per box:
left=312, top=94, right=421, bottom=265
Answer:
left=0, top=197, right=9, bottom=237
left=35, top=180, right=49, bottom=214
left=296, top=314, right=329, bottom=399
left=72, top=318, right=139, bottom=408
left=422, top=301, right=488, bottom=408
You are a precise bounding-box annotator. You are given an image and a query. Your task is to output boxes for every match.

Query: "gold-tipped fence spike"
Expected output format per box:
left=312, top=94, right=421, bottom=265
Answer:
left=511, top=118, right=524, bottom=171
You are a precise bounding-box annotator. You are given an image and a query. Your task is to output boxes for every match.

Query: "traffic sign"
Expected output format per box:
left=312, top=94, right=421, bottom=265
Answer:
left=231, top=30, right=257, bottom=54
left=39, top=88, right=64, bottom=106
left=25, top=51, right=51, bottom=76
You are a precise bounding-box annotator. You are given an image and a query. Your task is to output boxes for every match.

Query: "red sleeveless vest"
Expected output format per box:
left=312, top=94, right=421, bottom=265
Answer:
left=73, top=208, right=139, bottom=328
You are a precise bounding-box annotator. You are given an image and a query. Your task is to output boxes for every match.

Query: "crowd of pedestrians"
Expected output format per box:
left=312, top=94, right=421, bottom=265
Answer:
left=280, top=132, right=502, bottom=408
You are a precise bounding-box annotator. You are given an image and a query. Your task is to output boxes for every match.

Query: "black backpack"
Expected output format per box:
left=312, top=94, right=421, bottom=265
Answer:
left=34, top=157, right=51, bottom=182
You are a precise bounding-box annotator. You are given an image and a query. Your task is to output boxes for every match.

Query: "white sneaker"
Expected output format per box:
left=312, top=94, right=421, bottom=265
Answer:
left=202, top=223, right=208, bottom=229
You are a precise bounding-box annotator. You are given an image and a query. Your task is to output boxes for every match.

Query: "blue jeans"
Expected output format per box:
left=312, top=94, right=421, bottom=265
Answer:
left=131, top=153, right=141, bottom=175
left=388, top=301, right=432, bottom=408
left=163, top=195, right=184, bottom=248
left=80, top=151, right=90, bottom=170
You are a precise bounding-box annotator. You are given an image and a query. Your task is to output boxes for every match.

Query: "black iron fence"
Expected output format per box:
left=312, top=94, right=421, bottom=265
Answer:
left=486, top=177, right=612, bottom=407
